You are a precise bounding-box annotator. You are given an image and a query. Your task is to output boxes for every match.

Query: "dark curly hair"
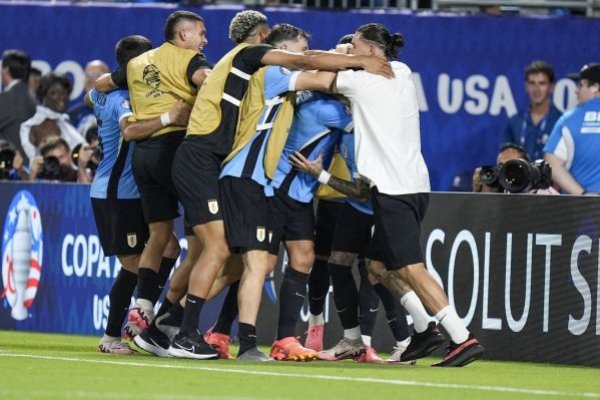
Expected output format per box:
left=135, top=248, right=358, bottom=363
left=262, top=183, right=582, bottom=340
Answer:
left=36, top=72, right=72, bottom=103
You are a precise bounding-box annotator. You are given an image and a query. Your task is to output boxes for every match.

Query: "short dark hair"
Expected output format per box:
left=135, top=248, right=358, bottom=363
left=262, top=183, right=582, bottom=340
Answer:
left=115, top=35, right=153, bottom=67
left=525, top=60, right=555, bottom=83
left=499, top=142, right=529, bottom=161
left=356, top=23, right=404, bottom=60
left=266, top=24, right=310, bottom=47
left=40, top=136, right=70, bottom=157
left=36, top=73, right=72, bottom=103
left=2, top=49, right=31, bottom=80
left=338, top=34, right=354, bottom=46
left=164, top=11, right=204, bottom=42
left=29, top=67, right=41, bottom=78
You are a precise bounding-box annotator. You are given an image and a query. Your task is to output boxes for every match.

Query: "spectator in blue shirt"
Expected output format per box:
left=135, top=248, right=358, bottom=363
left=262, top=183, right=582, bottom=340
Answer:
left=503, top=60, right=562, bottom=161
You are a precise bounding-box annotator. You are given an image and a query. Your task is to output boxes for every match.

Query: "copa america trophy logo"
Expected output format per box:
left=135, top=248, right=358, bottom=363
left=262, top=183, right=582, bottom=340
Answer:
left=1, top=190, right=43, bottom=320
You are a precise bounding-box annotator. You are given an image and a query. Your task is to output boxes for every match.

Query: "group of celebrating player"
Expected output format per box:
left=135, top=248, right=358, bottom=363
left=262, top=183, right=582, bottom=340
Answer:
left=89, top=9, right=484, bottom=367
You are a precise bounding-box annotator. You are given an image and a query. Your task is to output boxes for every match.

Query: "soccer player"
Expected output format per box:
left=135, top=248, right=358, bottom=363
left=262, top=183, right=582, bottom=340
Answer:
left=168, top=10, right=393, bottom=361
left=88, top=35, right=189, bottom=353
left=302, top=23, right=485, bottom=367
left=106, top=11, right=211, bottom=337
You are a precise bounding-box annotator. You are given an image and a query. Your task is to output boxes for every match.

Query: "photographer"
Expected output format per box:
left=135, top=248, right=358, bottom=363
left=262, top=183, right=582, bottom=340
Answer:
left=0, top=139, right=28, bottom=181
left=29, top=136, right=85, bottom=182
left=473, top=143, right=558, bottom=194
left=71, top=125, right=100, bottom=183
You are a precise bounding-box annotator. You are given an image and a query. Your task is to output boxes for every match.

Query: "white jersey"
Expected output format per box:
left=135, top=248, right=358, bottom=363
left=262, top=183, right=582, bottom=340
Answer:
left=336, top=61, right=430, bottom=195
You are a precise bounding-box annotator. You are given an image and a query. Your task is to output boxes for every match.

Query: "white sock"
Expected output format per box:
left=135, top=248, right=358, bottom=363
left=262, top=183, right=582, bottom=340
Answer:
left=344, top=326, right=361, bottom=341
left=435, top=305, right=469, bottom=344
left=361, top=335, right=372, bottom=347
left=309, top=313, right=324, bottom=327
left=136, top=298, right=153, bottom=311
left=396, top=337, right=411, bottom=348
left=101, top=334, right=119, bottom=343
left=400, top=291, right=430, bottom=333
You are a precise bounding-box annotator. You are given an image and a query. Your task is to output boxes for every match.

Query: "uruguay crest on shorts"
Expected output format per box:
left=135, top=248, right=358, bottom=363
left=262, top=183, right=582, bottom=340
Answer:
left=208, top=199, right=219, bottom=215
left=127, top=233, right=137, bottom=248
left=256, top=226, right=266, bottom=242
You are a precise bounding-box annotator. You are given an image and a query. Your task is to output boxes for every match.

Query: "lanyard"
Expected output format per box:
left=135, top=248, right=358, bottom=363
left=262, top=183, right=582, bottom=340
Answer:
left=519, top=110, right=549, bottom=147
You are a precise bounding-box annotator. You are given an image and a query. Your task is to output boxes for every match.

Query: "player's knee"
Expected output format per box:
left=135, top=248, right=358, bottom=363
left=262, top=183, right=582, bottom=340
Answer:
left=162, top=234, right=181, bottom=259
left=366, top=261, right=386, bottom=282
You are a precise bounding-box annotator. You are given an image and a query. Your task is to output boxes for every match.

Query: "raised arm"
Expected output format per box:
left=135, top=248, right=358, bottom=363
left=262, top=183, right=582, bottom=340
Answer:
left=261, top=50, right=393, bottom=79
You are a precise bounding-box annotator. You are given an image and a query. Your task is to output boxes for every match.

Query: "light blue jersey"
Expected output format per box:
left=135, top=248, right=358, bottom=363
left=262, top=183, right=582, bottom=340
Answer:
left=266, top=92, right=352, bottom=203
left=220, top=66, right=300, bottom=186
left=544, top=98, right=600, bottom=192
left=338, top=132, right=373, bottom=215
left=89, top=89, right=139, bottom=199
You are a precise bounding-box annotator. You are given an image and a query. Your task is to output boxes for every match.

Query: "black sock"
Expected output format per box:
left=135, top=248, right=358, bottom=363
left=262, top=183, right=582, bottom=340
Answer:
left=160, top=302, right=184, bottom=327
left=149, top=257, right=177, bottom=303
left=238, top=322, right=257, bottom=355
left=374, top=283, right=410, bottom=341
left=105, top=269, right=137, bottom=338
left=136, top=267, right=158, bottom=303
left=156, top=298, right=173, bottom=319
left=329, top=263, right=359, bottom=329
left=277, top=267, right=309, bottom=340
left=180, top=295, right=205, bottom=334
left=308, top=258, right=330, bottom=316
left=358, top=262, right=378, bottom=338
left=214, top=280, right=240, bottom=335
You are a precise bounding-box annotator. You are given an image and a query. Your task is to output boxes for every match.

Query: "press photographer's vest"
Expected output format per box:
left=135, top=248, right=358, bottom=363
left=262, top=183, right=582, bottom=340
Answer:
left=223, top=66, right=295, bottom=179
left=127, top=42, right=198, bottom=137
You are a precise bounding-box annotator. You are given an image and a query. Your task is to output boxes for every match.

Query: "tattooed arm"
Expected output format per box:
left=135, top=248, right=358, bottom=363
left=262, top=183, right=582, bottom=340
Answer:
left=289, top=151, right=370, bottom=202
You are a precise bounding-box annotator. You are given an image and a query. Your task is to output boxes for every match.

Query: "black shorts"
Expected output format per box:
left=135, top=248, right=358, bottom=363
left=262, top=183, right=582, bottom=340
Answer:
left=219, top=176, right=270, bottom=253
left=91, top=198, right=149, bottom=256
left=132, top=131, right=185, bottom=224
left=172, top=135, right=225, bottom=228
left=314, top=199, right=344, bottom=257
left=331, top=202, right=374, bottom=258
left=268, top=190, right=315, bottom=255
left=367, top=189, right=429, bottom=270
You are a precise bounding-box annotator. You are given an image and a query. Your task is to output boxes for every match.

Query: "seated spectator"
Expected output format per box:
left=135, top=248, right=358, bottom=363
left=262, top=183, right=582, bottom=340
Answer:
left=473, top=143, right=558, bottom=194
left=544, top=63, right=600, bottom=195
left=0, top=49, right=37, bottom=165
left=503, top=60, right=562, bottom=161
left=0, top=139, right=29, bottom=181
left=67, top=60, right=108, bottom=134
left=20, top=72, right=84, bottom=162
left=29, top=136, right=91, bottom=183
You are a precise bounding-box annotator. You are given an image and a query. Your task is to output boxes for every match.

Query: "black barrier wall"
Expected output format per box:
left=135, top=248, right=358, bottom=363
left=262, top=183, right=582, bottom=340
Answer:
left=1, top=182, right=596, bottom=365
left=258, top=193, right=600, bottom=366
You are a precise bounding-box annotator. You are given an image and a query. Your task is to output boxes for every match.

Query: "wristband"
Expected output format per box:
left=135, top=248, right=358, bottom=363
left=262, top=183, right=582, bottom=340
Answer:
left=160, top=112, right=171, bottom=127
left=317, top=170, right=331, bottom=185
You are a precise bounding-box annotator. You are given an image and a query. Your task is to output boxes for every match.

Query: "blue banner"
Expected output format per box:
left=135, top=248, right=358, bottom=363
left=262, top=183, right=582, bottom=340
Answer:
left=0, top=182, right=228, bottom=335
left=1, top=2, right=599, bottom=190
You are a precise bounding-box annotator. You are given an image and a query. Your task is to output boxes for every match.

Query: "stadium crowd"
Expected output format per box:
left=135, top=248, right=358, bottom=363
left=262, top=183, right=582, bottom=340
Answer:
left=1, top=8, right=598, bottom=367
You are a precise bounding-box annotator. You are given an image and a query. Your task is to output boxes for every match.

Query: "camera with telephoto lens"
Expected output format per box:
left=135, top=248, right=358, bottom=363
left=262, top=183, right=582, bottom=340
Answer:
left=0, top=148, right=15, bottom=180
left=38, top=155, right=61, bottom=180
left=479, top=159, right=552, bottom=193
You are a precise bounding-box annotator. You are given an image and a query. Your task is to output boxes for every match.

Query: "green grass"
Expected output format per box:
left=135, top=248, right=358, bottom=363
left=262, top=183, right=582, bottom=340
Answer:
left=0, top=331, right=599, bottom=400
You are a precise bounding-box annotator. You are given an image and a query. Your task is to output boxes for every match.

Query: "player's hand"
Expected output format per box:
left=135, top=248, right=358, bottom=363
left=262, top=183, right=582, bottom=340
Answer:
left=361, top=56, right=394, bottom=79
left=289, top=151, right=323, bottom=178
left=169, top=100, right=191, bottom=127
left=335, top=43, right=353, bottom=54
